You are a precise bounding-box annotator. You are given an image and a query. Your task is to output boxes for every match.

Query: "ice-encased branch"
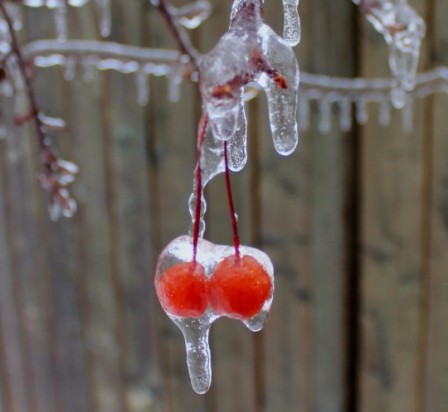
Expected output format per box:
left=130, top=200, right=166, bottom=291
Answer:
left=0, top=4, right=78, bottom=221
left=354, top=0, right=426, bottom=109
left=17, top=39, right=448, bottom=134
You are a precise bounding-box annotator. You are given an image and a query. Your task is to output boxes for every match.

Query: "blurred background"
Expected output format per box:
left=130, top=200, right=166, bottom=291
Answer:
left=0, top=0, right=447, bottom=411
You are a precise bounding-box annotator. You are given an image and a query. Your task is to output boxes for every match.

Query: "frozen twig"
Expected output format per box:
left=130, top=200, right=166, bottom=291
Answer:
left=0, top=0, right=78, bottom=220
left=152, top=0, right=201, bottom=68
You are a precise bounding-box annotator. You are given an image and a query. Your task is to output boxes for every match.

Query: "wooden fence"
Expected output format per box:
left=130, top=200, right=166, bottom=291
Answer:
left=0, top=0, right=447, bottom=411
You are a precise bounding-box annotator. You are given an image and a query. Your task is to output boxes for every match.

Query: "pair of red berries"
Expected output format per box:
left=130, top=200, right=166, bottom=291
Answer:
left=155, top=255, right=272, bottom=320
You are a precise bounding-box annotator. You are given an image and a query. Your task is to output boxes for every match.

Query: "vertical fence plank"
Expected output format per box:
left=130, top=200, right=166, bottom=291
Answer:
left=259, top=0, right=356, bottom=411
left=65, top=6, right=127, bottom=409
left=425, top=0, right=448, bottom=409
left=0, top=131, right=29, bottom=412
left=3, top=2, right=448, bottom=412
left=358, top=0, right=430, bottom=411
left=28, top=9, right=93, bottom=412
left=105, top=1, right=164, bottom=408
left=146, top=4, right=210, bottom=410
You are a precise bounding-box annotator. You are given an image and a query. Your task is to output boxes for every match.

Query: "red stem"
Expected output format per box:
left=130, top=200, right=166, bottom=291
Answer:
left=223, top=141, right=240, bottom=259
left=192, top=113, right=208, bottom=262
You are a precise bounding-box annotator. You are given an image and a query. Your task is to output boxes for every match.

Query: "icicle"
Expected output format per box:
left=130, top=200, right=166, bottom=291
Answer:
left=259, top=25, right=299, bottom=155
left=282, top=0, right=300, bottom=46
left=154, top=236, right=274, bottom=394
left=53, top=4, right=68, bottom=42
left=168, top=69, right=182, bottom=102
left=391, top=82, right=407, bottom=110
left=95, top=0, right=112, bottom=38
left=136, top=69, right=150, bottom=106
left=174, top=0, right=212, bottom=30
left=401, top=95, right=414, bottom=133
left=63, top=56, right=77, bottom=81
left=378, top=98, right=391, bottom=127
left=338, top=98, right=352, bottom=132
left=318, top=99, right=331, bottom=134
left=227, top=100, right=247, bottom=172
left=298, top=93, right=310, bottom=132
left=355, top=96, right=368, bottom=125
left=339, top=98, right=352, bottom=132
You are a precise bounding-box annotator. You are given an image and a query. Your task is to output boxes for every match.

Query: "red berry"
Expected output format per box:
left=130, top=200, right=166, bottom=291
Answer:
left=209, top=255, right=272, bottom=320
left=155, top=262, right=208, bottom=318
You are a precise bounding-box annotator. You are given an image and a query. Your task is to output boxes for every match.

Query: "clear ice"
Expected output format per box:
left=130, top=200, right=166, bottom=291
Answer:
left=354, top=0, right=426, bottom=109
left=155, top=235, right=274, bottom=394
left=53, top=4, right=68, bottom=42
left=199, top=0, right=299, bottom=155
left=187, top=110, right=247, bottom=237
left=173, top=0, right=211, bottom=30
left=282, top=0, right=300, bottom=46
left=95, top=0, right=112, bottom=37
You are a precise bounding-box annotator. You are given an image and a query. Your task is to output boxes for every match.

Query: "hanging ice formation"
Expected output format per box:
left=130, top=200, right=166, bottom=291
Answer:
left=154, top=0, right=301, bottom=394
left=353, top=0, right=426, bottom=109
left=200, top=0, right=300, bottom=155
left=155, top=236, right=274, bottom=393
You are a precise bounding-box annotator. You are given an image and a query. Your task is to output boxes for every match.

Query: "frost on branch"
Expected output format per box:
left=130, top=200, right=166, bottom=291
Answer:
left=354, top=0, right=426, bottom=108
left=200, top=0, right=300, bottom=156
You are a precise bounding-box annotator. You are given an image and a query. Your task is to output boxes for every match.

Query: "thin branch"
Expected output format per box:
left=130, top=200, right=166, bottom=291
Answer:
left=154, top=0, right=201, bottom=68
left=0, top=1, right=77, bottom=219
left=0, top=0, right=49, bottom=162
left=223, top=141, right=240, bottom=259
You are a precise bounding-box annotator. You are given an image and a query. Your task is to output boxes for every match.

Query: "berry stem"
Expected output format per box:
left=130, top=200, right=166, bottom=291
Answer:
left=223, top=141, right=241, bottom=259
left=192, top=113, right=209, bottom=262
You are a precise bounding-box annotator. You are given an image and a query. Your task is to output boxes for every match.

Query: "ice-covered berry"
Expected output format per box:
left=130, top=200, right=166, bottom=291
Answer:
left=155, top=261, right=208, bottom=318
left=209, top=255, right=272, bottom=320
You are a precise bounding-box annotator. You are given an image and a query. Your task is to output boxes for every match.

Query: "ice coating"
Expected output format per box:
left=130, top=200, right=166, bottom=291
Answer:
left=227, top=99, right=247, bottom=172
left=24, top=0, right=89, bottom=7
left=136, top=70, right=150, bottom=106
left=95, top=0, right=112, bottom=37
left=259, top=25, right=299, bottom=154
left=188, top=114, right=247, bottom=236
left=199, top=0, right=299, bottom=154
left=53, top=5, right=67, bottom=42
left=154, top=235, right=274, bottom=393
left=282, top=0, right=300, bottom=46
left=174, top=0, right=212, bottom=30
left=354, top=0, right=425, bottom=109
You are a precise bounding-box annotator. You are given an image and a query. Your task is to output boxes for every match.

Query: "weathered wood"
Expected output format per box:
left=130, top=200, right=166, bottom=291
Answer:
left=424, top=0, right=448, bottom=409
left=2, top=1, right=448, bottom=412
left=63, top=5, right=127, bottom=409
left=357, top=0, right=430, bottom=410
left=259, top=0, right=356, bottom=411
left=104, top=2, right=165, bottom=411
left=0, top=124, right=30, bottom=412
